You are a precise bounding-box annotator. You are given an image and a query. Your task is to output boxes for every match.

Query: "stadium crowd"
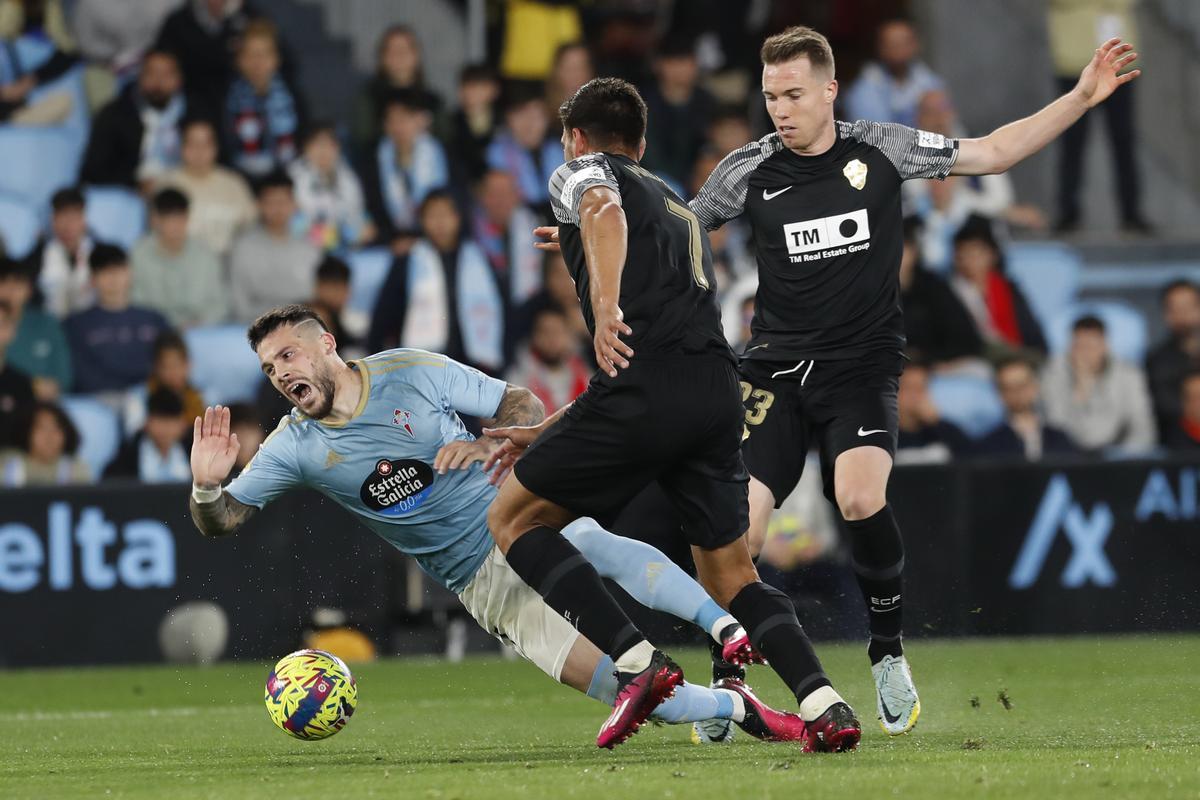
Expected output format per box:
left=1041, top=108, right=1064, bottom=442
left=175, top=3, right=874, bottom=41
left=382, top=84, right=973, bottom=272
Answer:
left=0, top=0, right=1195, bottom=506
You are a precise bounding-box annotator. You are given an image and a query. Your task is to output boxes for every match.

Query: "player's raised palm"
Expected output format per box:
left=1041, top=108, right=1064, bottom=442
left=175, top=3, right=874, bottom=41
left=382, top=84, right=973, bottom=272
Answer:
left=1075, top=38, right=1140, bottom=108
left=191, top=405, right=240, bottom=489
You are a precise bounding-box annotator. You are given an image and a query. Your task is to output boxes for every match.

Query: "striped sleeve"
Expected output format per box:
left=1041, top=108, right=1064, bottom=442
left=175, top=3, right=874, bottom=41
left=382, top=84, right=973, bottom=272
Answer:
left=548, top=154, right=621, bottom=225
left=689, top=133, right=783, bottom=231
left=844, top=119, right=959, bottom=180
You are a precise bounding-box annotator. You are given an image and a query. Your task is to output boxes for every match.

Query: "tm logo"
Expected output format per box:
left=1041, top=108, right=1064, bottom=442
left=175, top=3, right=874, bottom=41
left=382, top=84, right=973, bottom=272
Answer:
left=1009, top=474, right=1115, bottom=589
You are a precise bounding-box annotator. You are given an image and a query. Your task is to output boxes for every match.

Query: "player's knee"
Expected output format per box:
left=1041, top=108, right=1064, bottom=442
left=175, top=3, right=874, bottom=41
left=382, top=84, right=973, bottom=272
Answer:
left=836, top=485, right=886, bottom=522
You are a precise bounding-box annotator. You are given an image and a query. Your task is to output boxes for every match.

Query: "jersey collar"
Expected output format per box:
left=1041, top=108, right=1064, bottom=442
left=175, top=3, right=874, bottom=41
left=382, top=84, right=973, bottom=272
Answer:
left=302, top=361, right=371, bottom=428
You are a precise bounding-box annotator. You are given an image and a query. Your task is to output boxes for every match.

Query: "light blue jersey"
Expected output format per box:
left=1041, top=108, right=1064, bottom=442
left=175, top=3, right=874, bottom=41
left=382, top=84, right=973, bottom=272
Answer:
left=226, top=349, right=506, bottom=592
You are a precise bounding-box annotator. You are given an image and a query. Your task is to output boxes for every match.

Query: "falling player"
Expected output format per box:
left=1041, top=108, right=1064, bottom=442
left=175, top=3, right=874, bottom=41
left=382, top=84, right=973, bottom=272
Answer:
left=187, top=306, right=806, bottom=744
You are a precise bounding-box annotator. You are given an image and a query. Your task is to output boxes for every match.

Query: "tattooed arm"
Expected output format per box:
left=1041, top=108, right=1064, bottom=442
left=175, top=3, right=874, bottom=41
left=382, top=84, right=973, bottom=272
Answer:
left=484, top=384, right=546, bottom=429
left=189, top=405, right=270, bottom=537
left=189, top=491, right=258, bottom=538
left=433, top=384, right=545, bottom=474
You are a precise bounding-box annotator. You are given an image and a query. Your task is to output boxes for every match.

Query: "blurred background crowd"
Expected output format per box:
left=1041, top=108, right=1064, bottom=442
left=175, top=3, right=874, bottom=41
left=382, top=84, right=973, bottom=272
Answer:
left=0, top=0, right=1198, bottom=598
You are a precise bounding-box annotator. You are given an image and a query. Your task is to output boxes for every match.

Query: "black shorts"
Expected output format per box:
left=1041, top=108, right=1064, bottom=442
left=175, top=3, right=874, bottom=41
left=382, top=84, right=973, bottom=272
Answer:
left=515, top=355, right=750, bottom=550
left=739, top=351, right=903, bottom=507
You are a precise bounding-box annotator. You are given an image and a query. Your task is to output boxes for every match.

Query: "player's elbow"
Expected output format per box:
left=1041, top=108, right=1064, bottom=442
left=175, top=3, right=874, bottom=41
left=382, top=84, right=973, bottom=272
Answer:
left=980, top=139, right=1016, bottom=174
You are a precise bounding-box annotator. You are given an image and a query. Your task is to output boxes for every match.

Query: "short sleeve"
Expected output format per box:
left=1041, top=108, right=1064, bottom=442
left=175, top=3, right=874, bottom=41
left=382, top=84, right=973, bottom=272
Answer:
left=442, top=356, right=507, bottom=419
left=548, top=154, right=621, bottom=225
left=846, top=120, right=959, bottom=181
left=690, top=134, right=783, bottom=231
left=225, top=418, right=301, bottom=508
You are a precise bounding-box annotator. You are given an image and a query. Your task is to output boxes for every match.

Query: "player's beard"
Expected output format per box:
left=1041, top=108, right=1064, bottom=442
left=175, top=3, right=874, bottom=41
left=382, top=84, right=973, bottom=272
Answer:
left=306, top=370, right=338, bottom=419
left=294, top=362, right=338, bottom=420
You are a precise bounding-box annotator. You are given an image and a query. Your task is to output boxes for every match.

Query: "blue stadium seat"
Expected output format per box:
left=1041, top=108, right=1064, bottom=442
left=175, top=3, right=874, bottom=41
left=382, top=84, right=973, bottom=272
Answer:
left=60, top=395, right=122, bottom=479
left=1047, top=300, right=1149, bottom=364
left=1005, top=242, right=1082, bottom=336
left=0, top=193, right=42, bottom=259
left=85, top=186, right=147, bottom=250
left=346, top=247, right=394, bottom=317
left=185, top=324, right=264, bottom=405
left=0, top=127, right=79, bottom=212
left=27, top=65, right=91, bottom=154
left=929, top=373, right=1005, bottom=439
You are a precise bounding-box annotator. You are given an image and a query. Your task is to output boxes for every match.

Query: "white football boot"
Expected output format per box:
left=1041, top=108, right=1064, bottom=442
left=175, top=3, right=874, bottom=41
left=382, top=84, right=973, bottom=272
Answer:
left=872, top=654, right=920, bottom=736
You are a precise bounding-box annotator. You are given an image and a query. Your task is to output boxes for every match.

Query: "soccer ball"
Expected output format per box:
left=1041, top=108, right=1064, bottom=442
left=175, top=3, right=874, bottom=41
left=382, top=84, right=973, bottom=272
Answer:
left=264, top=649, right=358, bottom=740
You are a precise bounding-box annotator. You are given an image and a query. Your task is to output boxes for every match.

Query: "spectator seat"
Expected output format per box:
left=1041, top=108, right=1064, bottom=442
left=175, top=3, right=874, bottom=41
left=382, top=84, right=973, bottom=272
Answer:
left=1005, top=242, right=1082, bottom=336
left=85, top=186, right=147, bottom=250
left=929, top=373, right=1005, bottom=439
left=0, top=194, right=42, bottom=259
left=184, top=324, right=264, bottom=405
left=346, top=247, right=393, bottom=318
left=59, top=395, right=121, bottom=478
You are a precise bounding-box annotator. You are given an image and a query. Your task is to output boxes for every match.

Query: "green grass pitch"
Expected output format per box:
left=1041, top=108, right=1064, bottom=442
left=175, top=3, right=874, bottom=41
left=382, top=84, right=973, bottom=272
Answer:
left=6, top=634, right=1199, bottom=799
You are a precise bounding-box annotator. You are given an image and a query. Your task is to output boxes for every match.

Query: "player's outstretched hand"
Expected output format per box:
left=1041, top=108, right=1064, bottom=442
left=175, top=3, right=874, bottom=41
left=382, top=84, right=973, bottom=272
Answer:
left=480, top=424, right=543, bottom=486
left=433, top=439, right=496, bottom=475
left=533, top=225, right=561, bottom=252
left=191, top=405, right=239, bottom=489
left=1075, top=37, right=1140, bottom=108
left=593, top=303, right=634, bottom=378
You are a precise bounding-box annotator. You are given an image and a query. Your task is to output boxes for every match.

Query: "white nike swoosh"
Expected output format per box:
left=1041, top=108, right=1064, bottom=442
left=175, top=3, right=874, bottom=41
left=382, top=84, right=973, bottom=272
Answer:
left=857, top=427, right=887, bottom=437
left=762, top=187, right=791, bottom=200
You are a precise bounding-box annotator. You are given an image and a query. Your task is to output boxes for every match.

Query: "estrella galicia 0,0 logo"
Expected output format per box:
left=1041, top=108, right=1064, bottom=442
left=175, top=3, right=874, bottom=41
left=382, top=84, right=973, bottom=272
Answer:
left=360, top=459, right=434, bottom=516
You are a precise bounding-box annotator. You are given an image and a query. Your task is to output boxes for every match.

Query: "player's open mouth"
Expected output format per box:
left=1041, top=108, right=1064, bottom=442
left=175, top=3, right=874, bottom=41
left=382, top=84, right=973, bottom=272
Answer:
left=288, top=381, right=312, bottom=402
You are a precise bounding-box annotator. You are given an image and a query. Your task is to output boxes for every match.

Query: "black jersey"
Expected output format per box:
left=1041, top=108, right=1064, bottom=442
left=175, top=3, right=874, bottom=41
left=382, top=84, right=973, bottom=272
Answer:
left=691, top=120, right=959, bottom=361
left=549, top=152, right=733, bottom=361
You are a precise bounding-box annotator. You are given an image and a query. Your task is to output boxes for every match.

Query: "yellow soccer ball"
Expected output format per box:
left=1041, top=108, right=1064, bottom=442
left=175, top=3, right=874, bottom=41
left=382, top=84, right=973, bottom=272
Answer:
left=264, top=649, right=358, bottom=740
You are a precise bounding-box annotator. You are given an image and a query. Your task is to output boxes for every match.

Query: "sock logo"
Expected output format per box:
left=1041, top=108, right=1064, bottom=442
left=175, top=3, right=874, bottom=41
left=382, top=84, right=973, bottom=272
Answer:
left=870, top=594, right=902, bottom=611
left=1010, top=473, right=1115, bottom=589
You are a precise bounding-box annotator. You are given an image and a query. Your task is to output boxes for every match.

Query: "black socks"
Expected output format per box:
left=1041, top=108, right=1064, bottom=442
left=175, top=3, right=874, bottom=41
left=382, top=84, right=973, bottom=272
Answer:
left=504, top=526, right=645, bottom=662
left=844, top=505, right=905, bottom=664
left=730, top=581, right=830, bottom=703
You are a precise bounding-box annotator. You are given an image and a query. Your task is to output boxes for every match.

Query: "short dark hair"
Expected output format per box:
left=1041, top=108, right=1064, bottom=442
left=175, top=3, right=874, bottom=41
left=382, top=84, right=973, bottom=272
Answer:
left=147, top=387, right=184, bottom=418
left=301, top=121, right=338, bottom=150
left=254, top=169, right=294, bottom=198
left=383, top=87, right=431, bottom=115
left=559, top=77, right=647, bottom=152
left=19, top=401, right=80, bottom=456
left=760, top=26, right=835, bottom=75
left=152, top=329, right=188, bottom=361
left=181, top=116, right=217, bottom=138
left=1073, top=314, right=1106, bottom=335
left=503, top=84, right=546, bottom=115
left=142, top=48, right=179, bottom=69
left=418, top=188, right=458, bottom=220
left=656, top=32, right=697, bottom=60
left=459, top=62, right=496, bottom=85
left=152, top=187, right=189, bottom=215
left=89, top=243, right=129, bottom=273
left=1161, top=279, right=1200, bottom=306
left=51, top=187, right=85, bottom=213
left=953, top=215, right=999, bottom=251
left=0, top=258, right=33, bottom=284
left=246, top=304, right=329, bottom=352
left=1182, top=369, right=1200, bottom=390
left=315, top=255, right=351, bottom=285
left=995, top=354, right=1036, bottom=378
